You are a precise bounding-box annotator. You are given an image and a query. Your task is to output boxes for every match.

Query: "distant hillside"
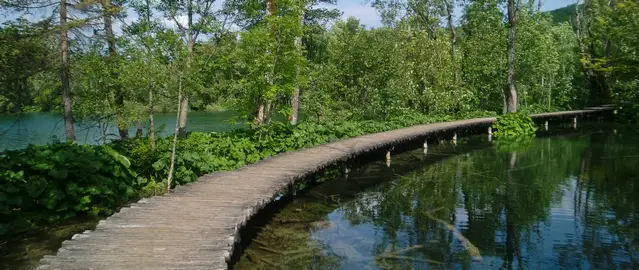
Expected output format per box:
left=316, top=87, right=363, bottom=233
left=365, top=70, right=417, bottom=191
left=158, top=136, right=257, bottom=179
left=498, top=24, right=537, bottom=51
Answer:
left=548, top=4, right=577, bottom=25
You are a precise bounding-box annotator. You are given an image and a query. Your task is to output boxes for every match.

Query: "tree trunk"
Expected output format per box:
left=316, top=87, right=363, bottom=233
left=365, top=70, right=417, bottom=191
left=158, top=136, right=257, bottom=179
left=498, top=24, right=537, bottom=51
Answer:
left=178, top=2, right=195, bottom=137
left=549, top=74, right=553, bottom=110
left=103, top=0, right=127, bottom=139
left=255, top=99, right=266, bottom=125
left=290, top=26, right=303, bottom=125
left=136, top=120, right=143, bottom=137
left=167, top=79, right=182, bottom=193
left=148, top=85, right=155, bottom=148
left=506, top=0, right=518, bottom=113
left=290, top=4, right=304, bottom=126
left=255, top=0, right=276, bottom=126
left=443, top=0, right=459, bottom=110
left=177, top=40, right=193, bottom=137
left=60, top=0, right=75, bottom=141
left=290, top=86, right=300, bottom=125
left=177, top=94, right=188, bottom=137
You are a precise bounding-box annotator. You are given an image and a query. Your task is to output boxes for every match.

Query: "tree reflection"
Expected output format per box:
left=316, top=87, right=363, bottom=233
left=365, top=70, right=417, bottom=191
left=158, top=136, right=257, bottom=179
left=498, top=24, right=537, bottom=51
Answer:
left=236, top=129, right=639, bottom=269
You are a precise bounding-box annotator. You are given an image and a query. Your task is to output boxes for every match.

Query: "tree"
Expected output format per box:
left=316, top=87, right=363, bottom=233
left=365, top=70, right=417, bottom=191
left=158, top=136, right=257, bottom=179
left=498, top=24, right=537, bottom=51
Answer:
left=575, top=0, right=639, bottom=105
left=505, top=0, right=518, bottom=113
left=574, top=0, right=613, bottom=105
left=0, top=19, right=54, bottom=113
left=101, top=0, right=128, bottom=138
left=461, top=0, right=506, bottom=112
left=158, top=0, right=221, bottom=136
left=443, top=0, right=460, bottom=109
left=0, top=0, right=97, bottom=141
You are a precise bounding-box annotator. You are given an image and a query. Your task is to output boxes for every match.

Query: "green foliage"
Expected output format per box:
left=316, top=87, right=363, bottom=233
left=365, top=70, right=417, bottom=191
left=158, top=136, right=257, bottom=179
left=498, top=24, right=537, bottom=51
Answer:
left=0, top=143, right=137, bottom=235
left=492, top=113, right=537, bottom=139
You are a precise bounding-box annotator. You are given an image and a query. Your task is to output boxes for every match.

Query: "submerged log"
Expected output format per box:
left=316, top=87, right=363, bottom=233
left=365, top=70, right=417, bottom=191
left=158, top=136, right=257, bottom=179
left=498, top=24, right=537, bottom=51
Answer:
left=426, top=212, right=483, bottom=262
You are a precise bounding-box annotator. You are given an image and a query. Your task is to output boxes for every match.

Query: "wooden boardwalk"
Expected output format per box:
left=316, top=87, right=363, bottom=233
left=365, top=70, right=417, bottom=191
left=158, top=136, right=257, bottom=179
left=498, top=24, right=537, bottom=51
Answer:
left=37, top=107, right=612, bottom=270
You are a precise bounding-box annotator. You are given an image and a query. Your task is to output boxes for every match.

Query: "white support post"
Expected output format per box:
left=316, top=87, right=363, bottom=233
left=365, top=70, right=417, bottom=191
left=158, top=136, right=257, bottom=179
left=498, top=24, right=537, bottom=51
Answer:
left=544, top=121, right=549, bottom=131
left=488, top=127, right=493, bottom=135
left=385, top=150, right=391, bottom=161
left=573, top=117, right=577, bottom=129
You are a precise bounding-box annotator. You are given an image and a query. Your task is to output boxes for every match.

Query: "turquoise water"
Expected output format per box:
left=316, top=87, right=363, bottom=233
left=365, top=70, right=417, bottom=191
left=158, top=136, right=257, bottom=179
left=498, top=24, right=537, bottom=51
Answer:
left=235, top=125, right=639, bottom=269
left=0, top=111, right=243, bottom=151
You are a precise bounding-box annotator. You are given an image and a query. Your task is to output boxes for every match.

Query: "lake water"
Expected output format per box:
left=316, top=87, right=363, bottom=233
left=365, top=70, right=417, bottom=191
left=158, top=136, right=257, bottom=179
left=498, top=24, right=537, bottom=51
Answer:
left=234, top=125, right=639, bottom=269
left=0, top=112, right=243, bottom=151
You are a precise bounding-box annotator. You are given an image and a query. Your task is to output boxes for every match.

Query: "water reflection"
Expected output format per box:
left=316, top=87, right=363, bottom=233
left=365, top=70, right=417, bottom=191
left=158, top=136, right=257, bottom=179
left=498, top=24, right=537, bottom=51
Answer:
left=235, top=128, right=639, bottom=269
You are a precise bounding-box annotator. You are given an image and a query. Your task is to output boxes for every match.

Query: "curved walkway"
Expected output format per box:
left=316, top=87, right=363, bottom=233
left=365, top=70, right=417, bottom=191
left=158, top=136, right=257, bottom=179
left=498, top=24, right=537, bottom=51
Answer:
left=37, top=106, right=612, bottom=270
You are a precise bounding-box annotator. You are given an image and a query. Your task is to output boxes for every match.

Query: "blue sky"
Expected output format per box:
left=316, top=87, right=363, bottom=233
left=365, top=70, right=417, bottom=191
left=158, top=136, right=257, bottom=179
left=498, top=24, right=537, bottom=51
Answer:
left=331, top=0, right=577, bottom=27
left=2, top=0, right=577, bottom=30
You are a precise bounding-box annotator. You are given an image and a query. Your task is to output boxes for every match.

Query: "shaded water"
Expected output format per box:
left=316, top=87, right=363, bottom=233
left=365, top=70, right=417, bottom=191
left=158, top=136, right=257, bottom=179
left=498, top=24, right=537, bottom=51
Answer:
left=235, top=126, right=639, bottom=269
left=0, top=217, right=99, bottom=269
left=0, top=111, right=243, bottom=151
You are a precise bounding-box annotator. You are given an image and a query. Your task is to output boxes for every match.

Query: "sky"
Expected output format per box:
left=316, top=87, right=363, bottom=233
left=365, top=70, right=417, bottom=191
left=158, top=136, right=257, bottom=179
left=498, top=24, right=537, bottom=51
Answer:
left=1, top=0, right=577, bottom=30
left=331, top=0, right=577, bottom=27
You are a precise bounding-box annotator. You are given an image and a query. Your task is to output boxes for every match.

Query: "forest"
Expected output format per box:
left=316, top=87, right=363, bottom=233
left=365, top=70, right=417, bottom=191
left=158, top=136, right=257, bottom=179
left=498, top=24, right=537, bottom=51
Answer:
left=0, top=0, right=638, bottom=239
left=0, top=0, right=637, bottom=133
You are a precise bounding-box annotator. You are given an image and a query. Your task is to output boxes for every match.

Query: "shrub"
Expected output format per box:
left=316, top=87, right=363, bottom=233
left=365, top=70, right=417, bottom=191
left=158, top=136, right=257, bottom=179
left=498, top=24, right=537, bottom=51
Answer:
left=492, top=113, right=537, bottom=139
left=0, top=143, right=137, bottom=235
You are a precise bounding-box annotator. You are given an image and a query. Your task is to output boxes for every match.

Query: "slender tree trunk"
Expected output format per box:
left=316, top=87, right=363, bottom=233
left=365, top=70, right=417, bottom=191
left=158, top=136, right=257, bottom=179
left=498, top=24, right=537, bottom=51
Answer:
left=60, top=0, right=75, bottom=141
left=255, top=0, right=276, bottom=126
left=148, top=85, right=155, bottom=148
left=549, top=74, right=553, bottom=110
left=103, top=0, right=127, bottom=139
left=290, top=85, right=300, bottom=125
left=178, top=0, right=195, bottom=137
left=506, top=0, right=518, bottom=113
left=167, top=79, right=182, bottom=193
left=290, top=5, right=303, bottom=126
left=255, top=100, right=266, bottom=125
left=177, top=93, right=189, bottom=137
left=178, top=39, right=193, bottom=137
left=290, top=25, right=303, bottom=125
left=502, top=92, right=507, bottom=114
left=136, top=120, right=143, bottom=137
left=443, top=0, right=459, bottom=110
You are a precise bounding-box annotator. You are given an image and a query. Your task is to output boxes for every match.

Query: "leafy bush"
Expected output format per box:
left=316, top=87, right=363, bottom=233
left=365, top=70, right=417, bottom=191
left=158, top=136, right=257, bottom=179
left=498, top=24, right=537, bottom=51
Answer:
left=492, top=113, right=537, bottom=139
left=0, top=143, right=137, bottom=235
